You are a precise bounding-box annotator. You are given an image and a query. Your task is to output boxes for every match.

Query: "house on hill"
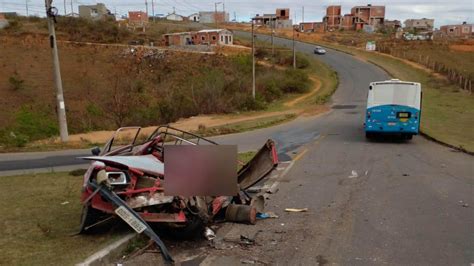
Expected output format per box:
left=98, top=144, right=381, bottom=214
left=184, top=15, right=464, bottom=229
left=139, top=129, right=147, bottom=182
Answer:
left=163, top=29, right=233, bottom=46
left=128, top=11, right=148, bottom=29
left=404, top=18, right=434, bottom=32
left=0, top=14, right=9, bottom=29
left=440, top=22, right=473, bottom=38
left=166, top=13, right=185, bottom=21
left=79, top=3, right=113, bottom=21
left=188, top=13, right=200, bottom=22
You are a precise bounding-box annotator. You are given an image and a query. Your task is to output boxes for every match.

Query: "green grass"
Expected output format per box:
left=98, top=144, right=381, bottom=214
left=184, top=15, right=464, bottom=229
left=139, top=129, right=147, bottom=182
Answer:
left=195, top=113, right=297, bottom=137
left=0, top=172, right=128, bottom=265
left=0, top=150, right=258, bottom=265
left=258, top=54, right=338, bottom=113
left=324, top=44, right=474, bottom=152
left=238, top=151, right=258, bottom=164
left=307, top=54, right=339, bottom=106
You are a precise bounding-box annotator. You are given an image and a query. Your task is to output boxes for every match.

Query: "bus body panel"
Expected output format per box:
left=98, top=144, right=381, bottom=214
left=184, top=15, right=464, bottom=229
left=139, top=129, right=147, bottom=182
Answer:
left=365, top=105, right=420, bottom=134
left=365, top=80, right=422, bottom=136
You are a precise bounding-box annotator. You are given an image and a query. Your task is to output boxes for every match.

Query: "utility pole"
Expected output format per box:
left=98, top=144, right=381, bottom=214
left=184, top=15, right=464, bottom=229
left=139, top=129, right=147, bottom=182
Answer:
left=302, top=6, right=304, bottom=23
left=25, top=0, right=29, bottom=16
left=214, top=2, right=217, bottom=28
left=145, top=0, right=148, bottom=16
left=45, top=0, right=69, bottom=142
left=70, top=0, right=73, bottom=16
left=271, top=19, right=275, bottom=57
left=292, top=26, right=296, bottom=69
left=251, top=19, right=255, bottom=99
left=151, top=0, right=155, bottom=22
left=63, top=0, right=66, bottom=15
left=223, top=0, right=225, bottom=22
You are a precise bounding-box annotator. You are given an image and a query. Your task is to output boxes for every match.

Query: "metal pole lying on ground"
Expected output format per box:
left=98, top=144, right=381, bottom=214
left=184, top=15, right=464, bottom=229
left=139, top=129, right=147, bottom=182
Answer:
left=45, top=0, right=69, bottom=142
left=252, top=19, right=256, bottom=99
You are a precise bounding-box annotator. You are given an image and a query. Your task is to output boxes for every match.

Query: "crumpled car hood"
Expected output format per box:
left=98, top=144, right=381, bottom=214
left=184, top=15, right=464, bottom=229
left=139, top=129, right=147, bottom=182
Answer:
left=82, top=155, right=164, bottom=176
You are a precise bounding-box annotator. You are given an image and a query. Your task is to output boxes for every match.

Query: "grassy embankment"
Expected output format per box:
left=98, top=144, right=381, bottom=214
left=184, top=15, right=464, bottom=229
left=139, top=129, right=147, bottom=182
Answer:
left=0, top=152, right=255, bottom=265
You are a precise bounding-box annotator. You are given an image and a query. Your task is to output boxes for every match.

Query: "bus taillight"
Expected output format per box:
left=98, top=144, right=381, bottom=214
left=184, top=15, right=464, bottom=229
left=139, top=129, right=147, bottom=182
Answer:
left=367, top=111, right=371, bottom=118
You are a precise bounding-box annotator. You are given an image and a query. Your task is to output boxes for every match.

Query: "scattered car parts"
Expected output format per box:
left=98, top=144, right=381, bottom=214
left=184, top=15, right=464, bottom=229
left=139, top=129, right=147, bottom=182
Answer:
left=78, top=125, right=278, bottom=262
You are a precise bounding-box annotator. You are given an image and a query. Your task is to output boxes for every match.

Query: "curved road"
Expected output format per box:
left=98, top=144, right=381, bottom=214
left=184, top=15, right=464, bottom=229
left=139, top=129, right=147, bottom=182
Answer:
left=1, top=32, right=472, bottom=264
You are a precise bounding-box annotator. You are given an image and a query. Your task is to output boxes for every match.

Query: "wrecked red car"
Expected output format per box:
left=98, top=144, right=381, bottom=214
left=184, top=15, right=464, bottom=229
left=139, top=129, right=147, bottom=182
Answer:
left=79, top=126, right=278, bottom=262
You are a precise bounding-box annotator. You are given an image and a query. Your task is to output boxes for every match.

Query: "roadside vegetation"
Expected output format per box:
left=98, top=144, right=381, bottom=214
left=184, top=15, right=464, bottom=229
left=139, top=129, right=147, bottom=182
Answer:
left=0, top=34, right=315, bottom=149
left=0, top=17, right=340, bottom=151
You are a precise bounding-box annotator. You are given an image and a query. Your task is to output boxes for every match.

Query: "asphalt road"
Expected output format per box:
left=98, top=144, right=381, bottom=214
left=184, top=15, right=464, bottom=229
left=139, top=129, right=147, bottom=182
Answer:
left=205, top=32, right=474, bottom=265
left=1, top=32, right=473, bottom=264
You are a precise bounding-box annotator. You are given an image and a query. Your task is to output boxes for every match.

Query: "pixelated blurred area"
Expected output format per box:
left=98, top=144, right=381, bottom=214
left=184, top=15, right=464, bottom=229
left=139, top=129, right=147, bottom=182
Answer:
left=164, top=145, right=238, bottom=196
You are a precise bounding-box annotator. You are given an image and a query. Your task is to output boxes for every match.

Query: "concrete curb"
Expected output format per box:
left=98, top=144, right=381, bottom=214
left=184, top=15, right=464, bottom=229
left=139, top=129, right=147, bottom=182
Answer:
left=77, top=233, right=137, bottom=266
left=0, top=164, right=90, bottom=177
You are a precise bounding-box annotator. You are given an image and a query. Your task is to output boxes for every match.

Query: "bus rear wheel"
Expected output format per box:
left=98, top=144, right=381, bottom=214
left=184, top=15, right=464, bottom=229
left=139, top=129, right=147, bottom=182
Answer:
left=366, top=132, right=374, bottom=139
left=403, top=134, right=413, bottom=140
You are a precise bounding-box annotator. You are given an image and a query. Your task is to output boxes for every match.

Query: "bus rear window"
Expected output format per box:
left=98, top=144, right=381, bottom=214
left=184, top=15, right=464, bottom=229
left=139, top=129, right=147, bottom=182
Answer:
left=372, top=84, right=418, bottom=107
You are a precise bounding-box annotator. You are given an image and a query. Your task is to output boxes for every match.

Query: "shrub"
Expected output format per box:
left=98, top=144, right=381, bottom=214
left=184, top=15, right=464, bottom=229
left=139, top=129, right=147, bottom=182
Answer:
left=8, top=73, right=25, bottom=91
left=0, top=106, right=58, bottom=147
left=239, top=95, right=266, bottom=111
left=4, top=19, right=22, bottom=31
left=14, top=107, right=58, bottom=140
left=280, top=69, right=311, bottom=93
left=232, top=54, right=252, bottom=73
left=295, top=54, right=310, bottom=69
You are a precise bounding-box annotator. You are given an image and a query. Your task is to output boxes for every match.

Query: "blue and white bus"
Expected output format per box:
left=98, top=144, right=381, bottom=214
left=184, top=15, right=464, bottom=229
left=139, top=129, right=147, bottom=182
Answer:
left=365, top=79, right=422, bottom=140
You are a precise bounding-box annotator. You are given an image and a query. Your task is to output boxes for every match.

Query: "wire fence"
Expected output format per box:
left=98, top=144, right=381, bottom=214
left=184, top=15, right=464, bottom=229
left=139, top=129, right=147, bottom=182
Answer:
left=377, top=42, right=472, bottom=94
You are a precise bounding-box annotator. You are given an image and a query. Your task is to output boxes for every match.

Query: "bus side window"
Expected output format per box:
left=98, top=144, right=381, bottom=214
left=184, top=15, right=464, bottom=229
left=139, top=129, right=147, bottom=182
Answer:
left=369, top=86, right=372, bottom=90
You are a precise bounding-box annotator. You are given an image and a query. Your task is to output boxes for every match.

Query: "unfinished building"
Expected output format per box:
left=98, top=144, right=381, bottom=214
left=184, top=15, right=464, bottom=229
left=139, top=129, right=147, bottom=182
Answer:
left=350, top=4, right=385, bottom=30
left=440, top=22, right=473, bottom=38
left=404, top=18, right=434, bottom=32
left=253, top=8, right=293, bottom=29
left=299, top=22, right=325, bottom=33
left=323, top=5, right=342, bottom=30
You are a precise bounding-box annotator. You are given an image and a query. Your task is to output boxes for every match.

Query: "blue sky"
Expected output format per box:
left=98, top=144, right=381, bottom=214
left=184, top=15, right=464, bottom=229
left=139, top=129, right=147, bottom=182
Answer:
left=1, top=0, right=472, bottom=28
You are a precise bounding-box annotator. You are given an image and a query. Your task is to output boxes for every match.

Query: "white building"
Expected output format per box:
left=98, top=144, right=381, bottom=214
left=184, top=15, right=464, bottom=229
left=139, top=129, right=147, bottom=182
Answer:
left=0, top=14, right=9, bottom=29
left=165, top=13, right=184, bottom=22
left=188, top=13, right=199, bottom=22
